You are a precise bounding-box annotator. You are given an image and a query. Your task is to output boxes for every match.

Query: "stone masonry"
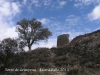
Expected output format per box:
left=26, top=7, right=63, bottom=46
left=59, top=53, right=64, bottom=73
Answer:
left=57, top=34, right=69, bottom=47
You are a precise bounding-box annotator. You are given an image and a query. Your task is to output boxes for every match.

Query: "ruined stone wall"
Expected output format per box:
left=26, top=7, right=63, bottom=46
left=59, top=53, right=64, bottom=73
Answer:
left=57, top=34, right=69, bottom=47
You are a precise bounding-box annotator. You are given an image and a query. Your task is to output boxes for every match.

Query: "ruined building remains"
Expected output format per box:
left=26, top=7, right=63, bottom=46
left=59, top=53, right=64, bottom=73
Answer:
left=57, top=34, right=69, bottom=47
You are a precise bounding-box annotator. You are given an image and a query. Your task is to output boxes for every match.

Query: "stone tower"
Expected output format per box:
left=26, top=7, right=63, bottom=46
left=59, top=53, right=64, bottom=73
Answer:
left=57, top=34, right=69, bottom=47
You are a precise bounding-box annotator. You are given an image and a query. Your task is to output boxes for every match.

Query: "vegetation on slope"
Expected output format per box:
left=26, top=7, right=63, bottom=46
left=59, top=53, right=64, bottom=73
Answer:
left=0, top=29, right=100, bottom=75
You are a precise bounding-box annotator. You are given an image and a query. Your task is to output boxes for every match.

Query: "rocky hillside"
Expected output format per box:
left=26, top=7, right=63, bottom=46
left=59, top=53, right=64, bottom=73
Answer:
left=0, top=29, right=100, bottom=75
left=70, top=29, right=100, bottom=46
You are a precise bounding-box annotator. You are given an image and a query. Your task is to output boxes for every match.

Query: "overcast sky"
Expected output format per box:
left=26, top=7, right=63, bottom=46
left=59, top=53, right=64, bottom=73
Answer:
left=0, top=0, right=100, bottom=50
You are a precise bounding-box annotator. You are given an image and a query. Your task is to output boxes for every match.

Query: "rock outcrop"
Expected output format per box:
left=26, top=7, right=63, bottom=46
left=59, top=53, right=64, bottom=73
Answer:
left=70, top=29, right=100, bottom=47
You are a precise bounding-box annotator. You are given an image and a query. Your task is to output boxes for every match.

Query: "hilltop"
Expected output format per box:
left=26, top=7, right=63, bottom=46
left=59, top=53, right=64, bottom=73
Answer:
left=0, top=29, right=100, bottom=75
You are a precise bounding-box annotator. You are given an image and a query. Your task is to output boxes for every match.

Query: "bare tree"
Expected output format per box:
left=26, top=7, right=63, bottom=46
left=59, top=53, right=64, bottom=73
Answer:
left=16, top=18, right=52, bottom=50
